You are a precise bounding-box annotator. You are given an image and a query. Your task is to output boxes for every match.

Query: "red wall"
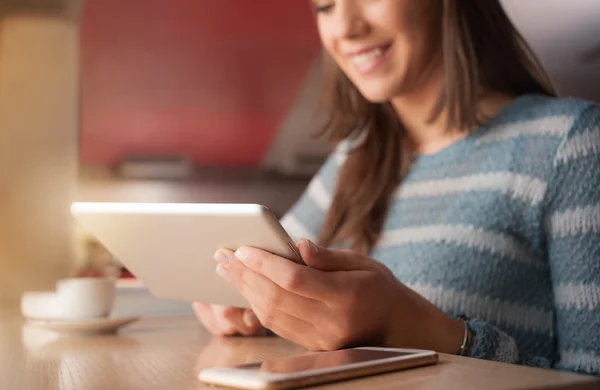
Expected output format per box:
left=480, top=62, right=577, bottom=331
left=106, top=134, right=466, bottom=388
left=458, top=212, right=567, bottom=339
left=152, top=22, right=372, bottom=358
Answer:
left=80, top=0, right=321, bottom=167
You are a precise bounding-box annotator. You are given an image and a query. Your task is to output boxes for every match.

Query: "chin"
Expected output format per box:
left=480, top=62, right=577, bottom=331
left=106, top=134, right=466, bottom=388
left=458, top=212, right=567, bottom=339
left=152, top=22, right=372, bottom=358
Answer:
left=353, top=78, right=403, bottom=103
left=357, top=87, right=396, bottom=103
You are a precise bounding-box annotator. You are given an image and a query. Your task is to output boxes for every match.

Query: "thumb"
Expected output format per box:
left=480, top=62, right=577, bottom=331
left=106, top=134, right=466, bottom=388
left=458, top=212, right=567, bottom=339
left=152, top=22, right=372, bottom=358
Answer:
left=297, top=238, right=368, bottom=272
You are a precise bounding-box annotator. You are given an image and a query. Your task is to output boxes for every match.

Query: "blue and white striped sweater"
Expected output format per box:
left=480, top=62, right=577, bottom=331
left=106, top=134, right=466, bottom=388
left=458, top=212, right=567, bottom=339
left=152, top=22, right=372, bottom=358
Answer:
left=280, top=95, right=600, bottom=376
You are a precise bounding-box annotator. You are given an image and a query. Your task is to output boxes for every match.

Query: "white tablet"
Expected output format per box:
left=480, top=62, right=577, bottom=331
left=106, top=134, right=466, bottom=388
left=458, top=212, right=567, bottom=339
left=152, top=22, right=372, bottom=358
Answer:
left=71, top=202, right=303, bottom=308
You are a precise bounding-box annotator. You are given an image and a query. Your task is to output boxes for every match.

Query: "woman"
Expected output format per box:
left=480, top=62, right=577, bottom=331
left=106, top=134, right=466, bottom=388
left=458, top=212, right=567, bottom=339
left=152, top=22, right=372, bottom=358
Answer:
left=194, top=0, right=600, bottom=376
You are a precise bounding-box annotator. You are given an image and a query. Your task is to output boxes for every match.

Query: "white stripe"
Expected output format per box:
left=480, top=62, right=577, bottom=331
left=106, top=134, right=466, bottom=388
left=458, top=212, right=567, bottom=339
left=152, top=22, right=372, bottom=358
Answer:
left=554, top=283, right=600, bottom=311
left=334, top=130, right=367, bottom=165
left=396, top=173, right=547, bottom=205
left=558, top=350, right=600, bottom=374
left=547, top=204, right=600, bottom=237
left=334, top=150, right=347, bottom=165
left=379, top=225, right=543, bottom=268
left=409, top=284, right=554, bottom=334
left=334, top=140, right=348, bottom=165
left=307, top=177, right=331, bottom=211
left=477, top=116, right=574, bottom=144
left=555, top=126, right=600, bottom=164
left=346, top=129, right=368, bottom=150
left=279, top=214, right=316, bottom=242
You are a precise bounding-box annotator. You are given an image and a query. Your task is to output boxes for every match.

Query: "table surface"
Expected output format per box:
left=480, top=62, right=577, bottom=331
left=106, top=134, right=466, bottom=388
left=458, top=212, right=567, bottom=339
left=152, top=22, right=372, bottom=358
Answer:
left=0, top=309, right=597, bottom=390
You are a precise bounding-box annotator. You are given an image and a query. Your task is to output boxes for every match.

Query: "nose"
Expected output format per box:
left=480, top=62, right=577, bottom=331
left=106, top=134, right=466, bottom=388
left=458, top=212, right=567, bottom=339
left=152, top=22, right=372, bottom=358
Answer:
left=331, top=1, right=369, bottom=39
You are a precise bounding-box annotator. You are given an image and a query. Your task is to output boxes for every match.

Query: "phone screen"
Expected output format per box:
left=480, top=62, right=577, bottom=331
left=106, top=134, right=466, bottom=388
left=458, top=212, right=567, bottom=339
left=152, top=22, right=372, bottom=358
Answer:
left=235, top=349, right=414, bottom=374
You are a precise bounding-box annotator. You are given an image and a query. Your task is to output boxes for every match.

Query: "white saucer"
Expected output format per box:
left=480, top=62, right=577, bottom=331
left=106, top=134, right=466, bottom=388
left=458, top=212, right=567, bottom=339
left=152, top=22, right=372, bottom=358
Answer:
left=26, top=316, right=139, bottom=336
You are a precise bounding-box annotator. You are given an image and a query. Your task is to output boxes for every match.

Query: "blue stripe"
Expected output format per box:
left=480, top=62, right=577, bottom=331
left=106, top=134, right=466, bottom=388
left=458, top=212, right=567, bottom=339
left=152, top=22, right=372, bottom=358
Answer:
left=555, top=307, right=600, bottom=353
left=372, top=242, right=553, bottom=309
left=562, top=104, right=600, bottom=137
left=492, top=95, right=592, bottom=122
left=547, top=156, right=600, bottom=211
left=547, top=235, right=600, bottom=285
left=383, top=192, right=546, bottom=256
left=468, top=318, right=556, bottom=362
left=507, top=327, right=556, bottom=361
left=410, top=138, right=559, bottom=181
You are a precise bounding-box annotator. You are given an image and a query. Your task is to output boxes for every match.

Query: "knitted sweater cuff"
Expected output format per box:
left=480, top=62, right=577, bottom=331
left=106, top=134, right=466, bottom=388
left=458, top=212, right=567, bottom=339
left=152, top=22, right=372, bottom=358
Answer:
left=467, top=318, right=520, bottom=363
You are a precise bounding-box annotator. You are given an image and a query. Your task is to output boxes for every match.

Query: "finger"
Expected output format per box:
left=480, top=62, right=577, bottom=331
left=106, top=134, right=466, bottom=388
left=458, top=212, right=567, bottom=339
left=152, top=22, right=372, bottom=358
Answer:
left=247, top=300, right=321, bottom=350
left=212, top=305, right=247, bottom=336
left=215, top=256, right=322, bottom=348
left=296, top=239, right=375, bottom=272
left=241, top=309, right=270, bottom=337
left=231, top=246, right=343, bottom=300
left=218, top=250, right=327, bottom=323
left=192, top=302, right=222, bottom=336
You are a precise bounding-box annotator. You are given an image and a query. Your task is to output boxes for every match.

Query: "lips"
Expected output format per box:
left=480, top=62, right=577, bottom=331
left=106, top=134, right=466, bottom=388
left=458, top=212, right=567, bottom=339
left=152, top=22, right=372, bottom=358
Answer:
left=346, top=43, right=392, bottom=74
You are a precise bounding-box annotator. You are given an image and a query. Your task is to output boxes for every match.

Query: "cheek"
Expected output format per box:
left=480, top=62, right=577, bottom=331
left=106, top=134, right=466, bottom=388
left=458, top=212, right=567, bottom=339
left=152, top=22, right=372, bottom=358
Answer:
left=389, top=37, right=414, bottom=79
left=316, top=19, right=331, bottom=50
left=317, top=26, right=338, bottom=66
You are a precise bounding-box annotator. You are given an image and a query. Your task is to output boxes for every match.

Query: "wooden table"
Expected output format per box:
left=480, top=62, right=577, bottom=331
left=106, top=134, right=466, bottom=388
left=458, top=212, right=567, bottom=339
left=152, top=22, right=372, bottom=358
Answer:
left=0, top=309, right=597, bottom=390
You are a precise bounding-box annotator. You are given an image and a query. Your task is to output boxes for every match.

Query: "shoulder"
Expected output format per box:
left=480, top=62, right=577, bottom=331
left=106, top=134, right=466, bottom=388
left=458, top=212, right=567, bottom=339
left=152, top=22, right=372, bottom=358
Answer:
left=471, top=95, right=599, bottom=209
left=512, top=94, right=597, bottom=118
left=481, top=94, right=598, bottom=141
left=551, top=98, right=600, bottom=165
left=478, top=94, right=599, bottom=165
left=520, top=97, right=600, bottom=220
left=521, top=94, right=600, bottom=161
left=521, top=94, right=600, bottom=139
left=544, top=97, right=600, bottom=206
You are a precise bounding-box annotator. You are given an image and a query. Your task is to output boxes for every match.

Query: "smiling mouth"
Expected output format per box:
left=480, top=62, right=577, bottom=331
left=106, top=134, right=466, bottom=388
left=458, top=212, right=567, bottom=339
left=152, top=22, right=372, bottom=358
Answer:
left=349, top=44, right=392, bottom=74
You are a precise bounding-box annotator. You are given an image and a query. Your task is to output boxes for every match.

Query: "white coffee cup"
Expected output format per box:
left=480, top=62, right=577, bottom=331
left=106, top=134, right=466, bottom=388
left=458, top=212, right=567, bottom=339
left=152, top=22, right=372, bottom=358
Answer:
left=55, top=278, right=116, bottom=320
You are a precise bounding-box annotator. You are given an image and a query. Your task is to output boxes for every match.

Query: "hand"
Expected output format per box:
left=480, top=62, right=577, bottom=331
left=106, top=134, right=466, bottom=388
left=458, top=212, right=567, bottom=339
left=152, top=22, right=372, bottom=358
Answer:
left=214, top=239, right=465, bottom=352
left=192, top=303, right=269, bottom=337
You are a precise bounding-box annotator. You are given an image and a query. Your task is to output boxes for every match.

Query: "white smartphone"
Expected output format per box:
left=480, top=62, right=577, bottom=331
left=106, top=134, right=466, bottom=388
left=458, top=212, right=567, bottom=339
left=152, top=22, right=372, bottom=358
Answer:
left=199, top=347, right=438, bottom=390
left=70, top=202, right=304, bottom=308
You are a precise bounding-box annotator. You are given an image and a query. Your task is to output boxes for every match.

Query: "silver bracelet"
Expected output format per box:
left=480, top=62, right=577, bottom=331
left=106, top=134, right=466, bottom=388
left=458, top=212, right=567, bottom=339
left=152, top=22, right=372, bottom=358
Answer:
left=458, top=315, right=472, bottom=356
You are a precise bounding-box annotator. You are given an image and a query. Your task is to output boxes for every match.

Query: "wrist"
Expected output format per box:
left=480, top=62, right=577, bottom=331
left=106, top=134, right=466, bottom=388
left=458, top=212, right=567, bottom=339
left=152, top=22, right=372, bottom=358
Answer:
left=431, top=314, right=466, bottom=355
left=383, top=286, right=466, bottom=354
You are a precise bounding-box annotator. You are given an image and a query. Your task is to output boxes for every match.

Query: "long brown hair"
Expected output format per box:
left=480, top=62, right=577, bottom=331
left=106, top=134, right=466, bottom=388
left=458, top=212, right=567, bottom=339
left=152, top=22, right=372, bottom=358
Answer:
left=317, top=0, right=556, bottom=254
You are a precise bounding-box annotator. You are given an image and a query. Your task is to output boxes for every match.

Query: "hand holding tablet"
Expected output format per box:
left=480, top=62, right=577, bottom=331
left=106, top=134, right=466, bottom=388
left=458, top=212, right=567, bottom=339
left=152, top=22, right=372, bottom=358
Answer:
left=71, top=202, right=303, bottom=309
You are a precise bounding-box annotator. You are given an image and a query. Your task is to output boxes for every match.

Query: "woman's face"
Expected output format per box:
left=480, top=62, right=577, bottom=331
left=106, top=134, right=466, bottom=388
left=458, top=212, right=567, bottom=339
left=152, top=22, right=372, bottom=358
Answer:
left=313, top=0, right=441, bottom=103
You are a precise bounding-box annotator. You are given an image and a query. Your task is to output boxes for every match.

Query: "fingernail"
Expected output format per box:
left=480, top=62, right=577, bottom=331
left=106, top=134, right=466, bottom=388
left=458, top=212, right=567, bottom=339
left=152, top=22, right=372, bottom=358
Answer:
left=216, top=264, right=230, bottom=280
left=235, top=248, right=248, bottom=263
left=214, top=251, right=229, bottom=266
left=306, top=239, right=319, bottom=256
left=243, top=311, right=258, bottom=328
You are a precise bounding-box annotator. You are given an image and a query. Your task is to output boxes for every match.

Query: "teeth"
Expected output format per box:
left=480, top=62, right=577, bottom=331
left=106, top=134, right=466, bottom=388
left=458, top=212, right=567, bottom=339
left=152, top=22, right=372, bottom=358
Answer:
left=352, top=48, right=384, bottom=66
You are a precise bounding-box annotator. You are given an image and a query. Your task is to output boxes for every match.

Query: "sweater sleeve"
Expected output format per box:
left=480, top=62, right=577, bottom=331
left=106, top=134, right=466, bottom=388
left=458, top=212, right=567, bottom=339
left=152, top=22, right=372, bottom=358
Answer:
left=467, top=103, right=600, bottom=377
left=544, top=103, right=600, bottom=375
left=279, top=141, right=347, bottom=243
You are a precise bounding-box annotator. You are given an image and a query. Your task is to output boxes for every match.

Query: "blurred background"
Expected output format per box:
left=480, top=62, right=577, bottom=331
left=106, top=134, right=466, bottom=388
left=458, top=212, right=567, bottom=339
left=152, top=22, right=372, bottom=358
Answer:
left=0, top=0, right=599, bottom=311
left=78, top=0, right=332, bottom=206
